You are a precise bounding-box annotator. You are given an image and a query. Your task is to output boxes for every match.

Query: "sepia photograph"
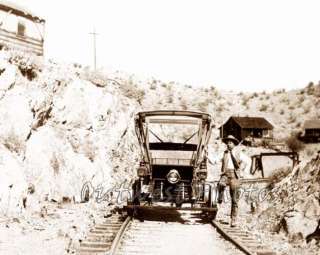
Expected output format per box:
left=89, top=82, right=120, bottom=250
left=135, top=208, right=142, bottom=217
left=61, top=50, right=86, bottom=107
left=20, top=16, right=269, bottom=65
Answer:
left=0, top=0, right=319, bottom=254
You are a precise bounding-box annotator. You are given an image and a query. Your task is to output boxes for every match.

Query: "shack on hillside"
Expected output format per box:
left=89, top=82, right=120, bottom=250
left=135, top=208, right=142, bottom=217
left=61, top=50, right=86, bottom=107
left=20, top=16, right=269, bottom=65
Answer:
left=0, top=1, right=45, bottom=55
left=219, top=116, right=274, bottom=144
left=300, top=119, right=320, bottom=143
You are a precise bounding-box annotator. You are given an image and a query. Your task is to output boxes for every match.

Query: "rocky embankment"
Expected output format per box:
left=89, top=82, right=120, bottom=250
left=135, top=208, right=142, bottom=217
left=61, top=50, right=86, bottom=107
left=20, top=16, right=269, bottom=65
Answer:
left=0, top=49, right=319, bottom=254
left=241, top=156, right=320, bottom=254
left=0, top=49, right=141, bottom=218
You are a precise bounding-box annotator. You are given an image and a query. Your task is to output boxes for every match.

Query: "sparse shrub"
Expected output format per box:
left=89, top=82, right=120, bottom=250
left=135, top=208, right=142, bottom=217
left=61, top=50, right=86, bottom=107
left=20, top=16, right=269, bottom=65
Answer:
left=303, top=106, right=310, bottom=114
left=265, top=95, right=270, bottom=100
left=268, top=166, right=291, bottom=185
left=259, top=104, right=268, bottom=111
left=149, top=82, right=157, bottom=90
left=242, top=96, right=250, bottom=107
left=280, top=109, right=285, bottom=115
left=305, top=147, right=314, bottom=157
left=8, top=49, right=42, bottom=80
left=50, top=153, right=60, bottom=175
left=83, top=139, right=97, bottom=162
left=120, top=80, right=145, bottom=104
left=306, top=82, right=315, bottom=95
left=280, top=96, right=289, bottom=104
left=314, top=83, right=320, bottom=97
left=167, top=95, right=174, bottom=104
left=198, top=101, right=208, bottom=112
left=288, top=113, right=296, bottom=124
left=261, top=139, right=271, bottom=148
left=253, top=92, right=258, bottom=98
left=216, top=104, right=224, bottom=112
left=298, top=96, right=305, bottom=103
left=285, top=133, right=305, bottom=152
left=288, top=105, right=295, bottom=110
left=180, top=101, right=188, bottom=110
left=2, top=130, right=25, bottom=154
left=82, top=69, right=108, bottom=87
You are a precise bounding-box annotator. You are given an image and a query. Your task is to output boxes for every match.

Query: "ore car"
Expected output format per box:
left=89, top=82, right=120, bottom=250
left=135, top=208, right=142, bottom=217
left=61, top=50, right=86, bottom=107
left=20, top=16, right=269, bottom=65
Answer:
left=126, top=110, right=217, bottom=219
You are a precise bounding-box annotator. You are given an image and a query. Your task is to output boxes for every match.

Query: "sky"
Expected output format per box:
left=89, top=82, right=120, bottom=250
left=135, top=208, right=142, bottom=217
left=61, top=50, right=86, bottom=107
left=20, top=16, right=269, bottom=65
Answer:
left=10, top=0, right=320, bottom=91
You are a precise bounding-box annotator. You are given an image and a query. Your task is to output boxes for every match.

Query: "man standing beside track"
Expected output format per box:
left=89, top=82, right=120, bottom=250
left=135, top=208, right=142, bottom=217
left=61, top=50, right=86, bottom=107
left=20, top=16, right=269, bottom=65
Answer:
left=217, top=135, right=248, bottom=227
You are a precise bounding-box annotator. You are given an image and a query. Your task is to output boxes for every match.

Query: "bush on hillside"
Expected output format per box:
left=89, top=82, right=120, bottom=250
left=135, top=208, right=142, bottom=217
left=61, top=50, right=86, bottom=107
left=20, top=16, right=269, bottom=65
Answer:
left=242, top=97, right=250, bottom=109
left=2, top=130, right=25, bottom=155
left=306, top=82, right=315, bottom=95
left=120, top=80, right=145, bottom=104
left=259, top=104, right=268, bottom=111
left=7, top=49, right=42, bottom=80
left=285, top=133, right=305, bottom=152
left=268, top=166, right=292, bottom=186
left=288, top=114, right=297, bottom=124
left=82, top=69, right=109, bottom=87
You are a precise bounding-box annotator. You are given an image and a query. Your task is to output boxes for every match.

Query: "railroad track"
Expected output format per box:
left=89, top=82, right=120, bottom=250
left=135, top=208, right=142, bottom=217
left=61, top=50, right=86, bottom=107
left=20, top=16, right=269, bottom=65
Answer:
left=211, top=220, right=276, bottom=255
left=78, top=211, right=276, bottom=255
left=78, top=214, right=129, bottom=255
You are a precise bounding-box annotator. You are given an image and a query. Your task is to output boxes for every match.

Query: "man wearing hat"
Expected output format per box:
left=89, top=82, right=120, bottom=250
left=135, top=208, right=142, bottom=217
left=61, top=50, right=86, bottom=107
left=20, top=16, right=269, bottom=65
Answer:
left=217, top=135, right=248, bottom=227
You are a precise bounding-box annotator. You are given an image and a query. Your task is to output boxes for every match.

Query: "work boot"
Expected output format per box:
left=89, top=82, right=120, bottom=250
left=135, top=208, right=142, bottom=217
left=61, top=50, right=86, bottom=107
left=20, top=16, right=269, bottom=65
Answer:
left=230, top=218, right=237, bottom=227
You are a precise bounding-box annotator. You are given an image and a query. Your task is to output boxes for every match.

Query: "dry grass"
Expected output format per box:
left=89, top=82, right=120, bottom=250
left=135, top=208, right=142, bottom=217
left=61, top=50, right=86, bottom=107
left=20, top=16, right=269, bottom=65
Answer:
left=285, top=133, right=305, bottom=152
left=50, top=153, right=60, bottom=175
left=2, top=130, right=25, bottom=155
left=259, top=104, right=268, bottom=112
left=268, top=166, right=291, bottom=186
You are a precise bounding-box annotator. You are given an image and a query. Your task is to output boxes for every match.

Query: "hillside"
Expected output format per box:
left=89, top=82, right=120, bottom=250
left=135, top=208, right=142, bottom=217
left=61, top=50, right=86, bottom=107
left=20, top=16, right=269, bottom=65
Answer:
left=0, top=49, right=319, bottom=254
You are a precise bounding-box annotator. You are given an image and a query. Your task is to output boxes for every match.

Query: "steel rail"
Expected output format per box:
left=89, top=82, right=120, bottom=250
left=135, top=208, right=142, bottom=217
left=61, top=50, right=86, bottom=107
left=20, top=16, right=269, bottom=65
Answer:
left=108, top=216, right=132, bottom=255
left=211, top=220, right=254, bottom=255
left=211, top=220, right=276, bottom=255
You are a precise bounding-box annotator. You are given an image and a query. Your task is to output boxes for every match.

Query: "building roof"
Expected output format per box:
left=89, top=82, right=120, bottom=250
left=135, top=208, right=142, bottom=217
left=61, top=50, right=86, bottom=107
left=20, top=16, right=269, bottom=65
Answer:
left=304, top=119, right=320, bottom=129
left=221, top=116, right=274, bottom=129
left=0, top=1, right=45, bottom=23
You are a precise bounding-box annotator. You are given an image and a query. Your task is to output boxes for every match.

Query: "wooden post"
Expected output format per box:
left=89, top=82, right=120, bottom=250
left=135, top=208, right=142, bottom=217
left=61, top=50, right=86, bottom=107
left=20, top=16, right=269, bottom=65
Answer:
left=89, top=28, right=98, bottom=70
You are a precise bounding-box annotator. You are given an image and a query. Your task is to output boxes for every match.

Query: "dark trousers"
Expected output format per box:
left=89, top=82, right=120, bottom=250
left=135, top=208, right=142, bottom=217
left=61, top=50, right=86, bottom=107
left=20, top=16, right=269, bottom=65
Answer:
left=218, top=169, right=241, bottom=220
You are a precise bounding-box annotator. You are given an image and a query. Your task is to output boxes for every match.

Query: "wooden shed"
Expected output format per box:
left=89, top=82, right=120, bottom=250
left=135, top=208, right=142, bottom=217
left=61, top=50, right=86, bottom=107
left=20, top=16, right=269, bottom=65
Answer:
left=0, top=1, right=45, bottom=55
left=301, top=119, right=320, bottom=143
left=219, top=116, right=274, bottom=142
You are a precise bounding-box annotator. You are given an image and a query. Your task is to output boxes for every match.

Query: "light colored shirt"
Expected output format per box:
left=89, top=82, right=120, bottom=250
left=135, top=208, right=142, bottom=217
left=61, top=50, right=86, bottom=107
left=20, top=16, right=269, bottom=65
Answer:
left=225, top=150, right=247, bottom=170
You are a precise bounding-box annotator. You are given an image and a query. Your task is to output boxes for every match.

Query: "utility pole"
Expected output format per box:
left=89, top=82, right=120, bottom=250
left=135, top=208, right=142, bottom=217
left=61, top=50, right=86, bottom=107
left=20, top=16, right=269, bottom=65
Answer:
left=89, top=28, right=98, bottom=70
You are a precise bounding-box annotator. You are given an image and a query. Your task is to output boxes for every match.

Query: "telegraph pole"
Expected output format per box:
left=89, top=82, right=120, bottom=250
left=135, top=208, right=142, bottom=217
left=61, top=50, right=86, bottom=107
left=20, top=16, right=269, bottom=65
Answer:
left=89, top=28, right=98, bottom=70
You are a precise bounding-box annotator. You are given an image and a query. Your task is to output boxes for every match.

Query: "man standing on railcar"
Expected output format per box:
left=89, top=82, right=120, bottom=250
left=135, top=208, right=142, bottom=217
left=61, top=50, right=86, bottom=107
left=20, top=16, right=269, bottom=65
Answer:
left=217, top=135, right=248, bottom=227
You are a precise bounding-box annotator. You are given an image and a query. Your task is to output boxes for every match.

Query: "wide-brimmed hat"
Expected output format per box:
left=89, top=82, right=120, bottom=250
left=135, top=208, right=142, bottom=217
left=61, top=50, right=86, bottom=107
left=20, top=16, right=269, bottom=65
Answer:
left=222, top=135, right=239, bottom=145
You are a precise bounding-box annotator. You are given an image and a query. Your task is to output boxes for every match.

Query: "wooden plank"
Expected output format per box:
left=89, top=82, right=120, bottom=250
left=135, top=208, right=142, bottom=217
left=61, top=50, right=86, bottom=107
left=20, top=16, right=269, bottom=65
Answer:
left=0, top=36, right=43, bottom=52
left=0, top=37, right=43, bottom=55
left=149, top=118, right=200, bottom=125
left=0, top=4, right=45, bottom=23
left=0, top=29, right=43, bottom=46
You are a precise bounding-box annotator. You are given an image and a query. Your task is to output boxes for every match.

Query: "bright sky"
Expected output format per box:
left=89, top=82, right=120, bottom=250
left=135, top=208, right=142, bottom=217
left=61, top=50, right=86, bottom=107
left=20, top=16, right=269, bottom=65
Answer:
left=12, top=0, right=320, bottom=91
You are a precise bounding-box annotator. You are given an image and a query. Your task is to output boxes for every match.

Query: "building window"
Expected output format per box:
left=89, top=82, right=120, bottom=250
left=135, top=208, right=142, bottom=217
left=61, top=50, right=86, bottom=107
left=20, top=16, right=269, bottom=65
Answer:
left=17, top=21, right=26, bottom=36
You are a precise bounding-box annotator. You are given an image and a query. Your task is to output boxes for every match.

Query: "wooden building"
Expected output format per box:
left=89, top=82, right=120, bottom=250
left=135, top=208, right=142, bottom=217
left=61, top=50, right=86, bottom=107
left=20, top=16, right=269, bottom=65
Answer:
left=0, top=1, right=45, bottom=55
left=301, top=119, right=320, bottom=143
left=219, top=116, right=274, bottom=142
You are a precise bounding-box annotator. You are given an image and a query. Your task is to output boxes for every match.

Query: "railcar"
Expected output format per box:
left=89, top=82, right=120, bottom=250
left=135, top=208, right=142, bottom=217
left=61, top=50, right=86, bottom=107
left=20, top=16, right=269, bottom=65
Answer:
left=126, top=110, right=217, bottom=219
